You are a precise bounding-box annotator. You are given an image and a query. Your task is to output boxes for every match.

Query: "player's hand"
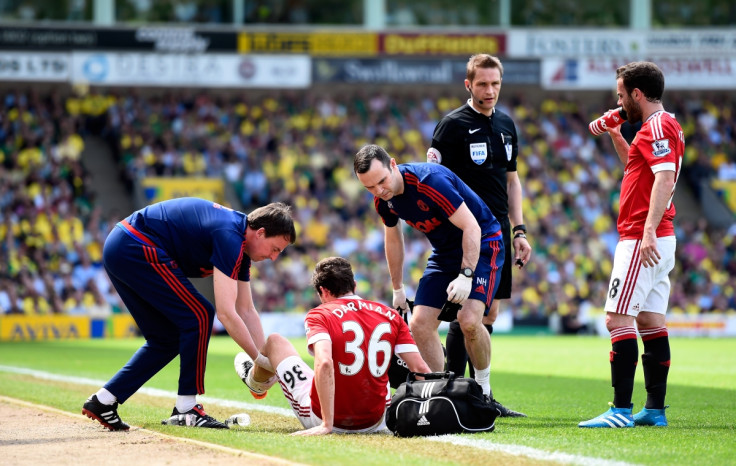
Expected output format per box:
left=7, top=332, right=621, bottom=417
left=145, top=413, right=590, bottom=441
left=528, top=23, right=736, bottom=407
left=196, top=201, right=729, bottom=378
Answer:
left=290, top=424, right=332, bottom=436
left=640, top=233, right=660, bottom=268
left=446, top=274, right=472, bottom=304
left=513, top=235, right=532, bottom=269
left=393, top=286, right=408, bottom=311
left=607, top=120, right=622, bottom=137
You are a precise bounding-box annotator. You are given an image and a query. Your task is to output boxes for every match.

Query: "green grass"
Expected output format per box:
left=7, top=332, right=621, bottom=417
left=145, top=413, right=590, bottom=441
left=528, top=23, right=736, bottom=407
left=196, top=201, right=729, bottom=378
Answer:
left=1, top=336, right=735, bottom=465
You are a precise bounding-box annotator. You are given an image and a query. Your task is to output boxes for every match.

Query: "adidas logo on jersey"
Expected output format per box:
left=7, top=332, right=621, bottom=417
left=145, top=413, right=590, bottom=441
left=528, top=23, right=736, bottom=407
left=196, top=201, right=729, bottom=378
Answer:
left=417, top=415, right=430, bottom=426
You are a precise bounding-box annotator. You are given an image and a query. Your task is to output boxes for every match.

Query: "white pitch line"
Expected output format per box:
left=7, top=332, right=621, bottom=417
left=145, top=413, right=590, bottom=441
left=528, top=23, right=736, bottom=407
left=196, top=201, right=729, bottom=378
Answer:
left=1, top=365, right=637, bottom=466
left=0, top=364, right=293, bottom=416
left=427, top=436, right=639, bottom=466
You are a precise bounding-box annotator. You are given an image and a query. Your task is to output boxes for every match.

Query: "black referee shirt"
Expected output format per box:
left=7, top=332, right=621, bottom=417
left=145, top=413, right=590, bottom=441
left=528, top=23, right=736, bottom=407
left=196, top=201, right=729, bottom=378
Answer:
left=429, top=101, right=518, bottom=218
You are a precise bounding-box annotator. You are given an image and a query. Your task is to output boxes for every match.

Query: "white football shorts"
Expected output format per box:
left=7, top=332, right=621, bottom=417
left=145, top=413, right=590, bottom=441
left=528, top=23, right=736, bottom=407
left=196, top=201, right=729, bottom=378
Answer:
left=604, top=236, right=676, bottom=316
left=276, top=355, right=387, bottom=434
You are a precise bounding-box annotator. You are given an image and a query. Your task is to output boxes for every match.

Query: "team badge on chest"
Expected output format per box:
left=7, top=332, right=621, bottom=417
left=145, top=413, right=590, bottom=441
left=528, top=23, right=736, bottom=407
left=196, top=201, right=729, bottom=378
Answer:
left=469, top=142, right=488, bottom=165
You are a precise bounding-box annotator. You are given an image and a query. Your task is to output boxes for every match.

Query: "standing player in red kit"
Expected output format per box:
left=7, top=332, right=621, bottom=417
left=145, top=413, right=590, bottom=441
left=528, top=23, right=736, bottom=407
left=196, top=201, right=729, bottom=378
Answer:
left=235, top=257, right=431, bottom=435
left=580, top=61, right=683, bottom=428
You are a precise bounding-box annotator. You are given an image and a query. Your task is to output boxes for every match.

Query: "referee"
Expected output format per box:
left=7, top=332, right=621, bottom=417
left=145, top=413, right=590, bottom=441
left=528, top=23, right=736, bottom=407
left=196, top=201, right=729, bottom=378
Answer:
left=427, top=54, right=531, bottom=418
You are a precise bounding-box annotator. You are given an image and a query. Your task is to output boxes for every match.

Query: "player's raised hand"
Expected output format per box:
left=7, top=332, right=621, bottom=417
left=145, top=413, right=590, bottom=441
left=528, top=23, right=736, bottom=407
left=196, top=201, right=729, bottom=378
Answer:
left=446, top=274, right=472, bottom=304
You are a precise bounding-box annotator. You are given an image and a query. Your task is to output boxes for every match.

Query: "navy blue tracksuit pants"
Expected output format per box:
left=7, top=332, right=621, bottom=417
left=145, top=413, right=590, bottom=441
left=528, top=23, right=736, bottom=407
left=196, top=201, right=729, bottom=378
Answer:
left=102, top=225, right=215, bottom=403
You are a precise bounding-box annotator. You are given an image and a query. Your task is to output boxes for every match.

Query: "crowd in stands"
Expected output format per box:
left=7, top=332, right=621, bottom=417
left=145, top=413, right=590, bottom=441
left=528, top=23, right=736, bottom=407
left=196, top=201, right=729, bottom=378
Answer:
left=0, top=89, right=124, bottom=316
left=2, top=86, right=735, bottom=331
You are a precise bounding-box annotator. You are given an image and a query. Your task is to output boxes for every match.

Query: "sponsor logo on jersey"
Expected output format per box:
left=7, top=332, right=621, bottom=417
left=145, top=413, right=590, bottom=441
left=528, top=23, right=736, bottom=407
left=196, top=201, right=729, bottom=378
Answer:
left=417, top=200, right=429, bottom=211
left=468, top=128, right=481, bottom=134
left=469, top=142, right=488, bottom=165
left=652, top=139, right=671, bottom=157
left=406, top=217, right=441, bottom=233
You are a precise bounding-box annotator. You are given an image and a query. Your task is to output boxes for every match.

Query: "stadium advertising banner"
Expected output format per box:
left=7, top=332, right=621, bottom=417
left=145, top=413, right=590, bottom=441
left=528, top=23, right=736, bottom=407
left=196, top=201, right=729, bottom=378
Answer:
left=70, top=52, right=311, bottom=88
left=141, top=177, right=226, bottom=205
left=0, top=315, right=139, bottom=341
left=509, top=29, right=736, bottom=58
left=646, top=29, right=736, bottom=56
left=541, top=57, right=736, bottom=90
left=0, top=25, right=236, bottom=52
left=1, top=315, right=91, bottom=340
left=110, top=315, right=139, bottom=338
left=313, top=58, right=539, bottom=85
left=508, top=30, right=645, bottom=58
left=0, top=52, right=68, bottom=82
left=595, top=314, right=736, bottom=338
left=239, top=31, right=379, bottom=56
left=379, top=33, right=505, bottom=56
left=238, top=31, right=505, bottom=56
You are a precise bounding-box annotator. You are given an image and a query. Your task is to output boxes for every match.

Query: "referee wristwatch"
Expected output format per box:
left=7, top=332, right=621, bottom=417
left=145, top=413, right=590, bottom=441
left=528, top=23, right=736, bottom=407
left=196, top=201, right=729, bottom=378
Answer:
left=461, top=267, right=474, bottom=278
left=513, top=224, right=527, bottom=239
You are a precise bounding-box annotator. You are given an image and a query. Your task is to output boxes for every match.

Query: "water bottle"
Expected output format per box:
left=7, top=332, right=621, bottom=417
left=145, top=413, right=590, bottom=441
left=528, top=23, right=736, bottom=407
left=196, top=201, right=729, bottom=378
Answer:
left=161, top=413, right=197, bottom=426
left=589, top=107, right=628, bottom=136
left=225, top=413, right=251, bottom=428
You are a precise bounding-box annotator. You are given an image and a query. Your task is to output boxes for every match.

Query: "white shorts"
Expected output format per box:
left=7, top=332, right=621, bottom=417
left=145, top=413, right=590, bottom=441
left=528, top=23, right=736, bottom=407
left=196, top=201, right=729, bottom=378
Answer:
left=604, top=236, right=676, bottom=316
left=276, top=355, right=387, bottom=434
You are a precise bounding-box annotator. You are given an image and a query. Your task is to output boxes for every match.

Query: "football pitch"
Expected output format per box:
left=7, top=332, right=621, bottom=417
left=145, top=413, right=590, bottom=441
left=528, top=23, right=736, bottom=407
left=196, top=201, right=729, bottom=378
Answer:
left=1, top=335, right=734, bottom=465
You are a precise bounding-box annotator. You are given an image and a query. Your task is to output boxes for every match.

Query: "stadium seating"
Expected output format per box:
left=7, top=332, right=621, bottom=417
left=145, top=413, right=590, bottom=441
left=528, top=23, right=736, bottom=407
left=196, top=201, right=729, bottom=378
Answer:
left=2, top=88, right=735, bottom=323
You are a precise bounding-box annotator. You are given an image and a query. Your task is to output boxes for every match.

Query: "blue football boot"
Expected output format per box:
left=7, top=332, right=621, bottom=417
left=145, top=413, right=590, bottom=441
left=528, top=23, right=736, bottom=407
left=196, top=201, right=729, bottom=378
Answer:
left=579, top=402, right=634, bottom=428
left=633, top=406, right=668, bottom=426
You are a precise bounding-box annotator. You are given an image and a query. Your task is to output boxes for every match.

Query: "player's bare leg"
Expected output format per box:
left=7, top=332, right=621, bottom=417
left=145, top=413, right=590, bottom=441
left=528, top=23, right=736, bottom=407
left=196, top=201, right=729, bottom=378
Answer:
left=257, top=334, right=299, bottom=380
left=482, top=298, right=500, bottom=369
left=410, top=305, right=445, bottom=371
left=234, top=334, right=294, bottom=398
left=457, top=299, right=490, bottom=393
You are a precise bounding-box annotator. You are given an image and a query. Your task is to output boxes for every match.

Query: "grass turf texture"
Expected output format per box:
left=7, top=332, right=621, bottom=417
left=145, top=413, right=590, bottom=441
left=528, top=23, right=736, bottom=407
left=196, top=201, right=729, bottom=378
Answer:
left=1, top=336, right=734, bottom=465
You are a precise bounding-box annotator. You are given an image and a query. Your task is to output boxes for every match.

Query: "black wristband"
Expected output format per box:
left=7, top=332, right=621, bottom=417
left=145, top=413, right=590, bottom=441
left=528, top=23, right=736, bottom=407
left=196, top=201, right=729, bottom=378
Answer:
left=514, top=232, right=527, bottom=239
left=512, top=224, right=527, bottom=234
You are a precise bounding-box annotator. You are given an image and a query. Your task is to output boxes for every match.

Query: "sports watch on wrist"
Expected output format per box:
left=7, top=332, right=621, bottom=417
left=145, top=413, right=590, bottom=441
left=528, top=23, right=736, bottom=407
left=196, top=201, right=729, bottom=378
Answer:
left=461, top=267, right=474, bottom=278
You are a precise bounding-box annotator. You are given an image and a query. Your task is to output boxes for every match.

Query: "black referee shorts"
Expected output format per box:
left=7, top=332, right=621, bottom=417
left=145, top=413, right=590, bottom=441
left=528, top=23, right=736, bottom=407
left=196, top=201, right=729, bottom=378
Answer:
left=495, top=217, right=512, bottom=300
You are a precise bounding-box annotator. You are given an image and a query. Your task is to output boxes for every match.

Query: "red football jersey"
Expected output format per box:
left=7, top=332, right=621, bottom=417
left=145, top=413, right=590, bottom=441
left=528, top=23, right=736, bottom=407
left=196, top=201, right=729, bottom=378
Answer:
left=618, top=111, right=684, bottom=240
left=305, top=295, right=418, bottom=430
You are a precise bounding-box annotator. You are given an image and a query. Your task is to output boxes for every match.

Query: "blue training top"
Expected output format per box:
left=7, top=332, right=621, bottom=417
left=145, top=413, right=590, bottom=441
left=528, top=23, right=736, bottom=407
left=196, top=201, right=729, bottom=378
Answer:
left=374, top=163, right=501, bottom=252
left=119, top=197, right=251, bottom=280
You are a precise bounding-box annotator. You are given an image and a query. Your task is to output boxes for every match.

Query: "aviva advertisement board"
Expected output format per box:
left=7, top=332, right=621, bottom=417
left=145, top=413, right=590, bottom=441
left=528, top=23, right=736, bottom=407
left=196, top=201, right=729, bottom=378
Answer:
left=0, top=315, right=138, bottom=341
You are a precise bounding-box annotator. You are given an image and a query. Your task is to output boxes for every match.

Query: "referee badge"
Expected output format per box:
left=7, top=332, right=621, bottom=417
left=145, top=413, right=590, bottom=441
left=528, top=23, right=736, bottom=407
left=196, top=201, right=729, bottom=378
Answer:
left=502, top=134, right=513, bottom=161
left=469, top=142, right=488, bottom=165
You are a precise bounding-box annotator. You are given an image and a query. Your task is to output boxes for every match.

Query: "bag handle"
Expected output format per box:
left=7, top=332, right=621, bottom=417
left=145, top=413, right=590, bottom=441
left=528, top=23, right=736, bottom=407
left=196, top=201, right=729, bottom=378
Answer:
left=407, top=371, right=456, bottom=382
